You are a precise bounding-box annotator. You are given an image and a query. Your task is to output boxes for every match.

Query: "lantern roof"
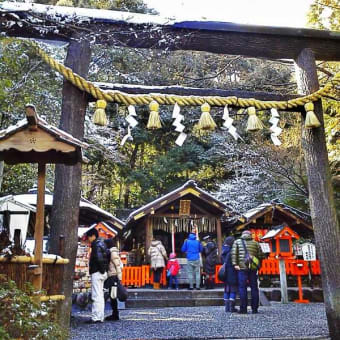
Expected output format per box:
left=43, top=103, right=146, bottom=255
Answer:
left=0, top=105, right=87, bottom=165
left=261, top=225, right=300, bottom=240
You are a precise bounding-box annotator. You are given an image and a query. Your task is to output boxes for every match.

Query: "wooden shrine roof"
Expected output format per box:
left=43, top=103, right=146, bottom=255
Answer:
left=1, top=2, right=340, bottom=61
left=0, top=106, right=87, bottom=165
left=14, top=191, right=124, bottom=228
left=125, top=180, right=230, bottom=228
left=235, top=202, right=313, bottom=231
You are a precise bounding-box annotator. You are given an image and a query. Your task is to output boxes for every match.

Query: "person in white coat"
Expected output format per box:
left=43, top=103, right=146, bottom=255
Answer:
left=148, top=237, right=167, bottom=289
left=104, top=237, right=122, bottom=321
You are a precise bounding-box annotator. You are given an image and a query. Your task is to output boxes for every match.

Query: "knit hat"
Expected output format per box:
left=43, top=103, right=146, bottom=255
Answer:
left=170, top=253, right=176, bottom=259
left=224, top=236, right=235, bottom=246
left=242, top=230, right=252, bottom=237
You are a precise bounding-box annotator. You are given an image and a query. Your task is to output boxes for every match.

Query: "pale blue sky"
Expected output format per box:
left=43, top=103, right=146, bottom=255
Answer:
left=145, top=0, right=314, bottom=28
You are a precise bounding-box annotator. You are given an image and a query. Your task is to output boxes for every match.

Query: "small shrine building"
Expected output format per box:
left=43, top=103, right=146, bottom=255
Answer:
left=227, top=202, right=313, bottom=241
left=123, top=180, right=232, bottom=262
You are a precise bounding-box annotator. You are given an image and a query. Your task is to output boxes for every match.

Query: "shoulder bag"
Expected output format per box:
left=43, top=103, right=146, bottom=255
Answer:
left=241, top=239, right=260, bottom=271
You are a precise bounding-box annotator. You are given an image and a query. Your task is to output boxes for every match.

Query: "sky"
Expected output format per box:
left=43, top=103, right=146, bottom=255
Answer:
left=144, top=0, right=314, bottom=28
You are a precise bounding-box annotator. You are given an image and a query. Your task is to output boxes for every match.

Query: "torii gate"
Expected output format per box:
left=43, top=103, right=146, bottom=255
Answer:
left=1, top=2, right=339, bottom=337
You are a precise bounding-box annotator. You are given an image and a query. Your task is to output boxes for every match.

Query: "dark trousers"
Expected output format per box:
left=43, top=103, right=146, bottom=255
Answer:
left=238, top=270, right=259, bottom=312
left=169, top=275, right=178, bottom=289
left=109, top=292, right=119, bottom=318
left=153, top=267, right=163, bottom=283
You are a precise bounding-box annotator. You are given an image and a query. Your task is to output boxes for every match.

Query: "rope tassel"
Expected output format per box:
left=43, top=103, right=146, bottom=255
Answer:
left=93, top=99, right=108, bottom=126
left=147, top=101, right=162, bottom=129
left=304, top=102, right=321, bottom=129
left=246, top=106, right=264, bottom=132
left=198, top=103, right=216, bottom=131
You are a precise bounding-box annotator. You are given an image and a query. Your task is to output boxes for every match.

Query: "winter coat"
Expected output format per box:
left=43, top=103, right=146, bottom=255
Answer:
left=89, top=238, right=108, bottom=275
left=221, top=244, right=238, bottom=286
left=231, top=233, right=265, bottom=270
left=166, top=259, right=180, bottom=276
left=203, top=241, right=218, bottom=274
left=108, top=246, right=122, bottom=280
left=181, top=233, right=203, bottom=261
left=148, top=240, right=167, bottom=269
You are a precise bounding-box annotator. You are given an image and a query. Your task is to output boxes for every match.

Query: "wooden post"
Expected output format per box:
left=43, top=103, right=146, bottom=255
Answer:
left=216, top=218, right=222, bottom=259
left=171, top=224, right=175, bottom=254
left=278, top=259, right=288, bottom=303
left=32, top=162, right=46, bottom=291
left=49, top=37, right=91, bottom=328
left=295, top=48, right=340, bottom=339
left=145, top=216, right=152, bottom=260
left=59, top=235, right=65, bottom=258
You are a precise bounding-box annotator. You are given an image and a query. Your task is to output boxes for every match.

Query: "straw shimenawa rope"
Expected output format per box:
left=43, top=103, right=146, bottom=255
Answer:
left=33, top=43, right=340, bottom=110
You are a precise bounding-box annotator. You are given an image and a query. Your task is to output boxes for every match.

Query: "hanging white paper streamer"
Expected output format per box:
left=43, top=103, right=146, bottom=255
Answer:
left=222, top=105, right=241, bottom=140
left=172, top=103, right=187, bottom=146
left=269, top=108, right=282, bottom=146
left=121, top=105, right=138, bottom=145
left=121, top=126, right=133, bottom=146
left=175, top=132, right=187, bottom=146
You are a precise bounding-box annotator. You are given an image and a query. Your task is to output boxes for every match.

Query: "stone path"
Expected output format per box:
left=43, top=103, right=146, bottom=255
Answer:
left=70, top=302, right=329, bottom=340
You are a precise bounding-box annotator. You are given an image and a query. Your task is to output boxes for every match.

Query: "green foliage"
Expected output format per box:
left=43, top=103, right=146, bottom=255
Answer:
left=307, top=0, right=340, bottom=31
left=0, top=276, right=67, bottom=340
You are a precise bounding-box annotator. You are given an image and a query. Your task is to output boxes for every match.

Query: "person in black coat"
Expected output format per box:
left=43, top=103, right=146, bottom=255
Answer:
left=203, top=235, right=218, bottom=289
left=85, top=228, right=109, bottom=323
left=221, top=236, right=238, bottom=313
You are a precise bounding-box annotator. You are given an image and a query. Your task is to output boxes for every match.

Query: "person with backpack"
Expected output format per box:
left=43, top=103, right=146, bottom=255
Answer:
left=181, top=227, right=203, bottom=290
left=148, top=237, right=168, bottom=289
left=104, top=237, right=122, bottom=321
left=85, top=228, right=108, bottom=323
left=221, top=236, right=238, bottom=313
left=166, top=252, right=180, bottom=290
left=231, top=230, right=264, bottom=314
left=202, top=235, right=218, bottom=289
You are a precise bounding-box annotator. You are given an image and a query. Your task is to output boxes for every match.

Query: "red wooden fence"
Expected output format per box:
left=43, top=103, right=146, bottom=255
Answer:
left=122, top=259, right=321, bottom=287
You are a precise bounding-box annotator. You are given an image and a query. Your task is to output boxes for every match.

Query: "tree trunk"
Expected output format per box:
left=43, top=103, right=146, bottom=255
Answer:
left=294, top=48, right=340, bottom=340
left=49, top=38, right=91, bottom=329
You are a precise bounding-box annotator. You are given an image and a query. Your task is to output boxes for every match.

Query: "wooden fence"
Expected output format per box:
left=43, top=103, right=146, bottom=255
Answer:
left=0, top=256, right=68, bottom=296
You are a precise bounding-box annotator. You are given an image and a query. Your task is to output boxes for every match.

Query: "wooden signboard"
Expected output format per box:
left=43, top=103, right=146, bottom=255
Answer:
left=179, top=200, right=191, bottom=216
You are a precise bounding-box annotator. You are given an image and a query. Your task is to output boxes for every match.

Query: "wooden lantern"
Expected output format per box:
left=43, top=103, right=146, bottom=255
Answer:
left=261, top=225, right=299, bottom=259
left=0, top=104, right=87, bottom=291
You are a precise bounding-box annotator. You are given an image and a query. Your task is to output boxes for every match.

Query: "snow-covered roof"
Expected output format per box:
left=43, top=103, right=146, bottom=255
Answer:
left=78, top=222, right=119, bottom=238
left=261, top=225, right=299, bottom=240
left=126, top=180, right=229, bottom=224
left=242, top=203, right=273, bottom=220
left=13, top=193, right=124, bottom=229
left=0, top=195, right=36, bottom=212
left=0, top=113, right=88, bottom=150
left=261, top=228, right=281, bottom=239
left=238, top=201, right=312, bottom=230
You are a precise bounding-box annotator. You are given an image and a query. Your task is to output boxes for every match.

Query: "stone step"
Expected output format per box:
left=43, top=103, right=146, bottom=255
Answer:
left=125, top=288, right=250, bottom=308
left=127, top=288, right=224, bottom=300
left=126, top=297, right=225, bottom=308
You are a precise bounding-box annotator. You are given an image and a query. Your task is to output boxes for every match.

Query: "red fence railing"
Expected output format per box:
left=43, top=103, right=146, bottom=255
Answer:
left=122, top=260, right=321, bottom=287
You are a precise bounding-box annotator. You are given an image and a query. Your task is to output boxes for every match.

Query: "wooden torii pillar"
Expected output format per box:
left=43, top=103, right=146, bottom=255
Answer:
left=295, top=48, right=340, bottom=337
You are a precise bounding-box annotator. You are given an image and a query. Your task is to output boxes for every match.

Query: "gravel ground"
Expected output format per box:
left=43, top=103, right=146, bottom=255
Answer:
left=70, top=303, right=329, bottom=340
